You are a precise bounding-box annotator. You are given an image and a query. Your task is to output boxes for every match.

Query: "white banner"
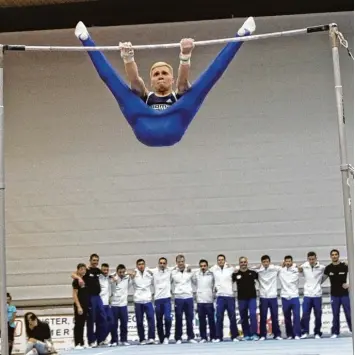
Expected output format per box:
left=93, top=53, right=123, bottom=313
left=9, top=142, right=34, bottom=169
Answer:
left=6, top=303, right=351, bottom=354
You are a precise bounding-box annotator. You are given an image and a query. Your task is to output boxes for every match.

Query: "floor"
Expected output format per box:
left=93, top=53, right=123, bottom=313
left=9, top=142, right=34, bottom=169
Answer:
left=62, top=337, right=353, bottom=355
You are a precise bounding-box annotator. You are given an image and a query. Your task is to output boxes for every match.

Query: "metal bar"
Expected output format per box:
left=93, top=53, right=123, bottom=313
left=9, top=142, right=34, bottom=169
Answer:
left=0, top=44, right=9, bottom=355
left=329, top=24, right=354, bottom=348
left=3, top=24, right=330, bottom=52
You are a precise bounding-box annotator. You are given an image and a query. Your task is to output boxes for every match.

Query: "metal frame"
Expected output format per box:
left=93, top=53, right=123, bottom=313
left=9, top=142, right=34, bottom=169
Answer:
left=329, top=24, right=354, bottom=349
left=4, top=24, right=330, bottom=51
left=0, top=44, right=8, bottom=355
left=0, top=23, right=353, bottom=355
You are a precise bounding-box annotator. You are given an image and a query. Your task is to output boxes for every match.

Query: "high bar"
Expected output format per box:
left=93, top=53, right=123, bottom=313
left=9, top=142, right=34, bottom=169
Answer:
left=3, top=24, right=331, bottom=52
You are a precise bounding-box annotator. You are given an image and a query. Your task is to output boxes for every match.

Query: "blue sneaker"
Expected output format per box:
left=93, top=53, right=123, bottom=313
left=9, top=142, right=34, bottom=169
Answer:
left=251, top=335, right=259, bottom=341
left=244, top=336, right=252, bottom=341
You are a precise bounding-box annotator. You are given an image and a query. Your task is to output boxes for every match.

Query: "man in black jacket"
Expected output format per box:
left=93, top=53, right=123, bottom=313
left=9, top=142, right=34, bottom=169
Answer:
left=323, top=249, right=352, bottom=338
left=232, top=257, right=259, bottom=341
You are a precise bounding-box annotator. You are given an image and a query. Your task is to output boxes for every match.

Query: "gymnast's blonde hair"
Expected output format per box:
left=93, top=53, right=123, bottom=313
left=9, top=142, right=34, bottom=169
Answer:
left=150, top=61, right=174, bottom=76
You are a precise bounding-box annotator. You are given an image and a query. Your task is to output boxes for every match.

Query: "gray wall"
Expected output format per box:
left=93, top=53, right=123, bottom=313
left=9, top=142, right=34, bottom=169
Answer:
left=1, top=12, right=353, bottom=302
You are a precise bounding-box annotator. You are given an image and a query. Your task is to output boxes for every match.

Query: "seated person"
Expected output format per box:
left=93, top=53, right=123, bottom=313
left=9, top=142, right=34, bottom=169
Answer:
left=24, top=313, right=55, bottom=355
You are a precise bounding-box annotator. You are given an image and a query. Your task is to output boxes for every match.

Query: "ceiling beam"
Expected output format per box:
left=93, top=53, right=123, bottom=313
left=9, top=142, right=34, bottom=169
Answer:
left=0, top=0, right=95, bottom=6
left=0, top=0, right=352, bottom=33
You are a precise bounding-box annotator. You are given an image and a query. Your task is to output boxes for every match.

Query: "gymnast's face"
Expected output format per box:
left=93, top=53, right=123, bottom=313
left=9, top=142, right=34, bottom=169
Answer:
left=150, top=65, right=174, bottom=94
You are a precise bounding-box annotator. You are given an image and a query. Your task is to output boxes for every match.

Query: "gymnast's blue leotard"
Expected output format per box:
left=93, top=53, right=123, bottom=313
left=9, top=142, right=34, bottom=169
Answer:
left=79, top=32, right=248, bottom=147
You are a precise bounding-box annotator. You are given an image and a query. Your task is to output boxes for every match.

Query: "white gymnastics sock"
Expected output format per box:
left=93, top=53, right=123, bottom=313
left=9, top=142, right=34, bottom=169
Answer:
left=238, top=17, right=256, bottom=36
left=75, top=21, right=89, bottom=41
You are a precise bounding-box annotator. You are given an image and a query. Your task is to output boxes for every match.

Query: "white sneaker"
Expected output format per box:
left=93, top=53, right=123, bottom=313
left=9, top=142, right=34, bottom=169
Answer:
left=26, top=349, right=38, bottom=355
left=275, top=336, right=283, bottom=340
left=199, top=339, right=207, bottom=343
left=140, top=340, right=147, bottom=345
left=233, top=338, right=239, bottom=342
left=121, top=342, right=130, bottom=346
left=315, top=334, right=321, bottom=339
left=212, top=339, right=220, bottom=343
left=189, top=339, right=198, bottom=343
left=237, top=17, right=256, bottom=36
left=74, top=345, right=84, bottom=350
left=330, top=334, right=338, bottom=339
left=75, top=21, right=89, bottom=40
left=300, top=334, right=308, bottom=339
left=287, top=337, right=293, bottom=340
left=110, top=343, right=118, bottom=347
left=163, top=338, right=169, bottom=345
left=176, top=340, right=182, bottom=344
left=259, top=337, right=266, bottom=341
left=294, top=336, right=300, bottom=340
left=147, top=339, right=155, bottom=344
left=45, top=340, right=55, bottom=352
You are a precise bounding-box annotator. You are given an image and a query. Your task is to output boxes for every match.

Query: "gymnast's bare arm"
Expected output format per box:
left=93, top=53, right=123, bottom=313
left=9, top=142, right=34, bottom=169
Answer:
left=120, top=41, right=149, bottom=97
left=176, top=38, right=195, bottom=95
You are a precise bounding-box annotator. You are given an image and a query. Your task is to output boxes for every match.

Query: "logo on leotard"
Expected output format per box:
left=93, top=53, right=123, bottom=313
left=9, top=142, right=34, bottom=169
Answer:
left=151, top=104, right=170, bottom=110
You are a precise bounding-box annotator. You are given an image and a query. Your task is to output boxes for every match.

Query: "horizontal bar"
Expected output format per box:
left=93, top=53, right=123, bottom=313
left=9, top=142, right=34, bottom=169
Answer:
left=3, top=23, right=330, bottom=52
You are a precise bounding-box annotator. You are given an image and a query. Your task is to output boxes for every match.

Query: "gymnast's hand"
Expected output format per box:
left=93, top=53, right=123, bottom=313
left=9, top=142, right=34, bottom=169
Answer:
left=120, top=41, right=135, bottom=63
left=180, top=38, right=195, bottom=57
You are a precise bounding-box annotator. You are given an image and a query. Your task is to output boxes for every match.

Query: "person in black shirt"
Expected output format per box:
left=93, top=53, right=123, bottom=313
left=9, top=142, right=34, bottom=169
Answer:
left=323, top=249, right=352, bottom=337
left=24, top=313, right=54, bottom=355
left=72, top=263, right=89, bottom=349
left=232, top=257, right=259, bottom=341
left=71, top=254, right=107, bottom=347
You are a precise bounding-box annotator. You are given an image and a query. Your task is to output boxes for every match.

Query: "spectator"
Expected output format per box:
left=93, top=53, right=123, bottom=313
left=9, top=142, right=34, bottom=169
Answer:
left=7, top=293, right=17, bottom=355
left=24, top=313, right=54, bottom=355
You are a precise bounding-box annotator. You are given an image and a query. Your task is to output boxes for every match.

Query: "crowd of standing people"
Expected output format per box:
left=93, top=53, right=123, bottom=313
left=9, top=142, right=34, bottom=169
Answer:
left=70, top=249, right=352, bottom=348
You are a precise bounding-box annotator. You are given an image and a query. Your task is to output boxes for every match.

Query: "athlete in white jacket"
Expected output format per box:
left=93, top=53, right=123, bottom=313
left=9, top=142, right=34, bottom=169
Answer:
left=131, top=259, right=155, bottom=344
left=171, top=254, right=197, bottom=344
left=279, top=256, right=301, bottom=340
left=99, top=263, right=113, bottom=345
left=255, top=255, right=282, bottom=340
left=210, top=254, right=238, bottom=342
left=192, top=259, right=216, bottom=342
left=150, top=257, right=174, bottom=344
left=299, top=251, right=326, bottom=339
left=110, top=264, right=131, bottom=346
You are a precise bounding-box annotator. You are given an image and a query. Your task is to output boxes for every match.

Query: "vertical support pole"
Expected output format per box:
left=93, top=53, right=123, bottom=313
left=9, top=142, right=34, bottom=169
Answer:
left=329, top=25, right=354, bottom=345
left=0, top=45, right=9, bottom=355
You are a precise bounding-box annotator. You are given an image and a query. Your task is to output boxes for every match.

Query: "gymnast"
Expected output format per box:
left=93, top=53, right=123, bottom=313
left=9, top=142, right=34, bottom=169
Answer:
left=74, top=17, right=256, bottom=147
